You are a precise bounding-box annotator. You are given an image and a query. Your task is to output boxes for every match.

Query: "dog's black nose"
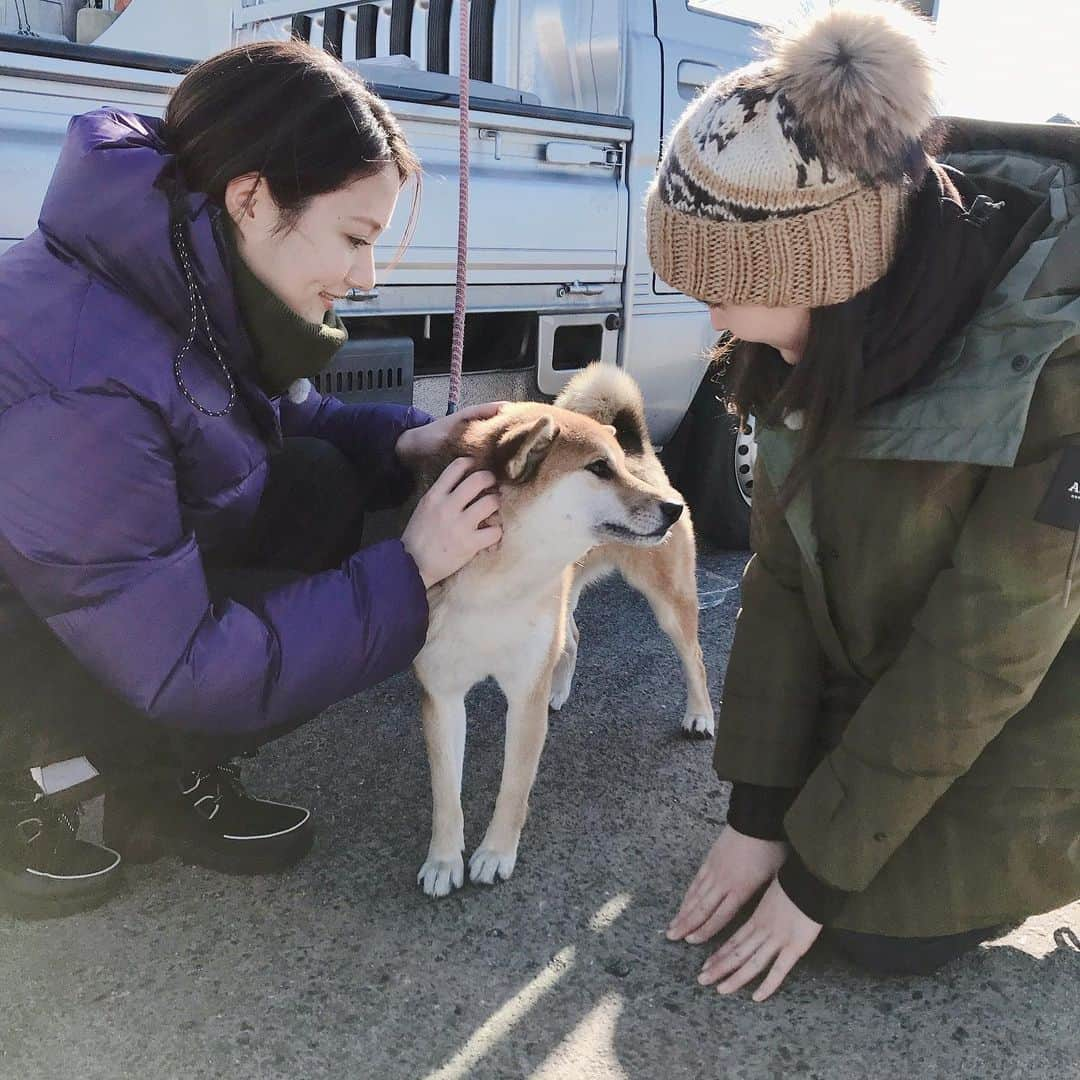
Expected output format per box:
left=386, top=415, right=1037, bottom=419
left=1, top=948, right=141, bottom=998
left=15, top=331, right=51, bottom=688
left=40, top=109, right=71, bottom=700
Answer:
left=660, top=501, right=684, bottom=525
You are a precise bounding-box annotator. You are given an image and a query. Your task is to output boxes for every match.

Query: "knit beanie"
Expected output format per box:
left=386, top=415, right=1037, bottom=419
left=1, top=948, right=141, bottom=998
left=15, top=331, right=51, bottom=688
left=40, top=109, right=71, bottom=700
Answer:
left=646, top=0, right=938, bottom=308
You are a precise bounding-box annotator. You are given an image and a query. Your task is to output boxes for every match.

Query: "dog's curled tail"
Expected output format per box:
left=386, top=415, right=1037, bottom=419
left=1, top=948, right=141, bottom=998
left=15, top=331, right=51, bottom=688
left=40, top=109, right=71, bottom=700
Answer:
left=555, top=362, right=651, bottom=456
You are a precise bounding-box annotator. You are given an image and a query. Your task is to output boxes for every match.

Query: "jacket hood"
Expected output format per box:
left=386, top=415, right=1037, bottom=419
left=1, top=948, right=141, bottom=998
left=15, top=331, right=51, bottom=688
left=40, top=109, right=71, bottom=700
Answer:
left=844, top=117, right=1080, bottom=467
left=37, top=109, right=250, bottom=363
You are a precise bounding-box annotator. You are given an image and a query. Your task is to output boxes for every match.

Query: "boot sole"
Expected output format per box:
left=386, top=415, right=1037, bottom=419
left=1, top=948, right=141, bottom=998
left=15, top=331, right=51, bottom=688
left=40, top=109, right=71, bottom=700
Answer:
left=0, top=859, right=121, bottom=920
left=177, top=818, right=315, bottom=876
left=105, top=814, right=315, bottom=876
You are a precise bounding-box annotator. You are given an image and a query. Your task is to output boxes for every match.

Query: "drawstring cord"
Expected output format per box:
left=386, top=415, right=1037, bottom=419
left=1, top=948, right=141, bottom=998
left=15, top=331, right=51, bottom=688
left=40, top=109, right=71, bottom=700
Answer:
left=172, top=222, right=237, bottom=418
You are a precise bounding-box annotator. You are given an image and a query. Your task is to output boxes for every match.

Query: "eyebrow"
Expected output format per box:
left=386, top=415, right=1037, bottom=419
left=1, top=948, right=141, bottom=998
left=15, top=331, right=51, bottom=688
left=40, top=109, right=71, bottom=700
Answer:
left=346, top=215, right=387, bottom=232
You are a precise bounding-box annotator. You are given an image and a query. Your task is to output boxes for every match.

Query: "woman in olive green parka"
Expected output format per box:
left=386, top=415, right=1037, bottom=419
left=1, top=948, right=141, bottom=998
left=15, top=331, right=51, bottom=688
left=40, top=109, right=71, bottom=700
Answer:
left=647, top=1, right=1079, bottom=1000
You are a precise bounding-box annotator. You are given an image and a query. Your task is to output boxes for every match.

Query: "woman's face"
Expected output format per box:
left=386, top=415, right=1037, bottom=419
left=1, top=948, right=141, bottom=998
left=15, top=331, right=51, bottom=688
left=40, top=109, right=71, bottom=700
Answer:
left=226, top=165, right=402, bottom=324
left=708, top=303, right=811, bottom=365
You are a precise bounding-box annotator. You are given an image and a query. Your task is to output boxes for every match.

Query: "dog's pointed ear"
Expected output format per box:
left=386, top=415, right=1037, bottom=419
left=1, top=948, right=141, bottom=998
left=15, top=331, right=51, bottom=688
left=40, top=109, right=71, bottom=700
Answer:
left=498, top=415, right=560, bottom=482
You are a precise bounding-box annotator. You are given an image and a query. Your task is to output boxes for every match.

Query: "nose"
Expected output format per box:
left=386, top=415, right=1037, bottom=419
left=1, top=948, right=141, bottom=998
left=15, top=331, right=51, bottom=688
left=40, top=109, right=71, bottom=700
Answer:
left=346, top=248, right=377, bottom=293
left=660, top=501, right=684, bottom=526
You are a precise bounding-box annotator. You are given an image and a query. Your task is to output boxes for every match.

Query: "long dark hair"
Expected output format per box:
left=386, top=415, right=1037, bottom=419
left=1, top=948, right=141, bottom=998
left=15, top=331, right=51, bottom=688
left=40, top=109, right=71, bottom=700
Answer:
left=163, top=40, right=420, bottom=250
left=719, top=144, right=1011, bottom=512
left=720, top=292, right=872, bottom=508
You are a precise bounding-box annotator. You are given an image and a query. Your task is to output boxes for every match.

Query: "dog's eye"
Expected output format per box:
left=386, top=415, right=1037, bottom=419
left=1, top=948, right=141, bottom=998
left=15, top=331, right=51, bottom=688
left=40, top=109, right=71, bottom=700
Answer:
left=586, top=459, right=614, bottom=480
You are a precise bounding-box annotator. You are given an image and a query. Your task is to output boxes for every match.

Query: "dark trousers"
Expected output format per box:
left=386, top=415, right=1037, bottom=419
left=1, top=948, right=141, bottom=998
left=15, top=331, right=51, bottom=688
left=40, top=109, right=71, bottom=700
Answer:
left=826, top=925, right=999, bottom=976
left=0, top=438, right=368, bottom=789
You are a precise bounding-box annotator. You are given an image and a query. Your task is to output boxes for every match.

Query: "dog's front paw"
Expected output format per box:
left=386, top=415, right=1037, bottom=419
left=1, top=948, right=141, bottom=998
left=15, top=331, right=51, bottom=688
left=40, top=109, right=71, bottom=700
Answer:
left=468, top=846, right=517, bottom=886
left=681, top=709, right=715, bottom=739
left=418, top=852, right=464, bottom=898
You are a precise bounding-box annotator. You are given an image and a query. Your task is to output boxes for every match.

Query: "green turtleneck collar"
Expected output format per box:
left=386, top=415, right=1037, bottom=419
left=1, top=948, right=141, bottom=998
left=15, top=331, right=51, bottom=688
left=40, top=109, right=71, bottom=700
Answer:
left=223, top=220, right=347, bottom=398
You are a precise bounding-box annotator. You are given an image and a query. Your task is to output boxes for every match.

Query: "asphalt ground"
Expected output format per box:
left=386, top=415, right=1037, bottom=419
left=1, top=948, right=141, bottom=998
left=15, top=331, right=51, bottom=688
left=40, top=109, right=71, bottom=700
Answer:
left=2, top=544, right=1078, bottom=1080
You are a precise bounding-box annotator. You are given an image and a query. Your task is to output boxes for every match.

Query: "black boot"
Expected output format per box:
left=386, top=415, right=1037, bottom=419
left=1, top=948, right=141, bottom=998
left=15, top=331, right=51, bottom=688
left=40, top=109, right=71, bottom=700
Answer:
left=103, top=761, right=313, bottom=875
left=0, top=774, right=121, bottom=919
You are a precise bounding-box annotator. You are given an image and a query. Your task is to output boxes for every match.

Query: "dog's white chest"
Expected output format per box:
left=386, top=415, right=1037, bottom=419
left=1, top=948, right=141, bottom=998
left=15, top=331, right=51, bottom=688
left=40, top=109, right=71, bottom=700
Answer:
left=414, top=575, right=563, bottom=694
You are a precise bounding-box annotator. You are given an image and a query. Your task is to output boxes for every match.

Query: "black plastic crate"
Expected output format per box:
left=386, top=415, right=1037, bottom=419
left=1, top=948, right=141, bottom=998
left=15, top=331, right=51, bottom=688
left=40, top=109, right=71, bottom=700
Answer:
left=310, top=336, right=414, bottom=406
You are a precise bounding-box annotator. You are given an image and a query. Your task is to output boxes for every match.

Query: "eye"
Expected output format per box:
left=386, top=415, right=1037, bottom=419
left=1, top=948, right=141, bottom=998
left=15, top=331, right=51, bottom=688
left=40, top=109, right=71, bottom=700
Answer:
left=585, top=459, right=614, bottom=480
left=347, top=236, right=372, bottom=249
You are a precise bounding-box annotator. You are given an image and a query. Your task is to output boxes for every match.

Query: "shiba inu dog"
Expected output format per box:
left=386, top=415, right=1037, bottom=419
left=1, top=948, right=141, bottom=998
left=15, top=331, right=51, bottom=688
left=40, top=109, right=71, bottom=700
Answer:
left=414, top=363, right=712, bottom=897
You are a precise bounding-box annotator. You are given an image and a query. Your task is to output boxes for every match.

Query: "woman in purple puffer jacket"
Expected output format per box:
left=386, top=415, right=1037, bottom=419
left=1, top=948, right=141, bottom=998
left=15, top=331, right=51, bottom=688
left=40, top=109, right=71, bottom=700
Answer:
left=0, top=41, right=502, bottom=918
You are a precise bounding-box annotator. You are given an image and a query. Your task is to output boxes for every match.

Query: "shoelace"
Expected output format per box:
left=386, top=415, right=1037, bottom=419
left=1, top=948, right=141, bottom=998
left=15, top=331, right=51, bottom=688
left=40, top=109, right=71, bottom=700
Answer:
left=184, top=761, right=249, bottom=821
left=14, top=797, right=80, bottom=852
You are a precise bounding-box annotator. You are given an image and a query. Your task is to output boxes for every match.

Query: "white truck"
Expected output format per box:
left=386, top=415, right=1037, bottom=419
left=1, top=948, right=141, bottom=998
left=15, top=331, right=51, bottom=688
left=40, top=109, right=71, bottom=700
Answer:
left=0, top=0, right=829, bottom=545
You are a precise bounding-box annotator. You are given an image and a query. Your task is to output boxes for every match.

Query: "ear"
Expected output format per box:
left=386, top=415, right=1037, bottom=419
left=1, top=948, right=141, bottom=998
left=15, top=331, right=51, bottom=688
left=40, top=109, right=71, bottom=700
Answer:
left=499, top=415, right=560, bottom=482
left=223, top=173, right=263, bottom=228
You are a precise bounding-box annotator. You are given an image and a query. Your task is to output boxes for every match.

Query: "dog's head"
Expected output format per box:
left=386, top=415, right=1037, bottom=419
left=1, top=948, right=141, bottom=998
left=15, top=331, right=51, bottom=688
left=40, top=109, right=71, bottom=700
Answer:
left=460, top=403, right=683, bottom=556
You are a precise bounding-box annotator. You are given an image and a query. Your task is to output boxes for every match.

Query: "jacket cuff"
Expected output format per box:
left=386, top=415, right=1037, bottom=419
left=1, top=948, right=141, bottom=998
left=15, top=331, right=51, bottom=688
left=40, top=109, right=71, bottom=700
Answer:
left=777, top=849, right=851, bottom=926
left=726, top=783, right=798, bottom=841
left=378, top=408, right=434, bottom=508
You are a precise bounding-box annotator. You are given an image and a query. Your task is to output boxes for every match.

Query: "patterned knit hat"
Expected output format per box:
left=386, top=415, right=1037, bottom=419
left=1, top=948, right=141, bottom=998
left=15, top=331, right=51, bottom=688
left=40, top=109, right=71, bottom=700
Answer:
left=646, top=0, right=938, bottom=308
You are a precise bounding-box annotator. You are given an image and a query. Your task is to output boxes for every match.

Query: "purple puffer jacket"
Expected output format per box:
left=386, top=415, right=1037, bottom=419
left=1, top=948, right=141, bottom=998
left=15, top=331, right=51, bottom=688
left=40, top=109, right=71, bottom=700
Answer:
left=0, top=109, right=432, bottom=737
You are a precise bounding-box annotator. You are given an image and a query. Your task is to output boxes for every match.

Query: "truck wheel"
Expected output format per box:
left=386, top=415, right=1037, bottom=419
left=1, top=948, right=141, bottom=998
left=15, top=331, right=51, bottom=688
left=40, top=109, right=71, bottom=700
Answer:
left=675, top=373, right=754, bottom=550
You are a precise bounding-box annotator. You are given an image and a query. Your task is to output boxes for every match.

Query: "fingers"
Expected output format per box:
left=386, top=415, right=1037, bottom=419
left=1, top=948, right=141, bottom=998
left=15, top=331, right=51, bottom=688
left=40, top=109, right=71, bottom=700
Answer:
left=670, top=867, right=709, bottom=929
left=668, top=837, right=728, bottom=939
left=457, top=401, right=507, bottom=422
left=715, top=939, right=775, bottom=996
left=668, top=866, right=726, bottom=940
left=430, top=456, right=476, bottom=494
left=449, top=468, right=497, bottom=510
left=465, top=494, right=500, bottom=529
left=699, top=926, right=764, bottom=986
left=686, top=878, right=820, bottom=1002
left=684, top=892, right=742, bottom=945
left=752, top=948, right=800, bottom=1003
left=472, top=523, right=503, bottom=551
left=711, top=915, right=756, bottom=961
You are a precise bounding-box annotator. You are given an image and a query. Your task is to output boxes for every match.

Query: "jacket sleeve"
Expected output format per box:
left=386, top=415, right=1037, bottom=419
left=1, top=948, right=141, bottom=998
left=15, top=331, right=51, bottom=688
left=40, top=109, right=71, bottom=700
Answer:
left=784, top=435, right=1080, bottom=894
left=0, top=390, right=429, bottom=737
left=279, top=385, right=434, bottom=510
left=713, top=459, right=826, bottom=788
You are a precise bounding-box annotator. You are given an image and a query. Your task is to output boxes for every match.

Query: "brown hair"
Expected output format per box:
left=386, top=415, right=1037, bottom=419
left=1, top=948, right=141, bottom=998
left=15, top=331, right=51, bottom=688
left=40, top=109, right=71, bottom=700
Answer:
left=163, top=40, right=420, bottom=255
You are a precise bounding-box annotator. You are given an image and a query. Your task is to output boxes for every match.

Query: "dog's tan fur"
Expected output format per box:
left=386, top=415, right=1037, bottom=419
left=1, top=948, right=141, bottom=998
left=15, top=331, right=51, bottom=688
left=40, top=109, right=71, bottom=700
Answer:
left=413, top=364, right=712, bottom=898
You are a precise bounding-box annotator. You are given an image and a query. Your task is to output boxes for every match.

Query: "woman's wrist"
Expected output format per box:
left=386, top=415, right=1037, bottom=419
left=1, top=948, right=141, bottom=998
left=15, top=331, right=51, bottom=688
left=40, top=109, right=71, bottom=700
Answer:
left=776, top=849, right=850, bottom=926
left=395, top=426, right=420, bottom=464
left=726, top=783, right=799, bottom=841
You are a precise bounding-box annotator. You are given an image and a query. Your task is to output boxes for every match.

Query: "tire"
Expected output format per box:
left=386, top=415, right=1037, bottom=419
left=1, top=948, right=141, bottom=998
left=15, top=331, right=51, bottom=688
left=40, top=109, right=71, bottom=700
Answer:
left=667, top=371, right=754, bottom=551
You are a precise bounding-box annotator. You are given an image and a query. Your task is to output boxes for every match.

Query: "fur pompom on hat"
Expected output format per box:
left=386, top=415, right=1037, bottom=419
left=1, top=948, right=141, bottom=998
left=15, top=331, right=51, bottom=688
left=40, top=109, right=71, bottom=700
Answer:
left=647, top=0, right=939, bottom=308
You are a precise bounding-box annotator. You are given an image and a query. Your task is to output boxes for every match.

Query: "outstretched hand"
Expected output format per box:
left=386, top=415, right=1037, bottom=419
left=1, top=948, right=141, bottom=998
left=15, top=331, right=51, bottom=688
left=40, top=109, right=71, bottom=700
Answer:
left=697, top=877, right=822, bottom=1002
left=667, top=826, right=787, bottom=946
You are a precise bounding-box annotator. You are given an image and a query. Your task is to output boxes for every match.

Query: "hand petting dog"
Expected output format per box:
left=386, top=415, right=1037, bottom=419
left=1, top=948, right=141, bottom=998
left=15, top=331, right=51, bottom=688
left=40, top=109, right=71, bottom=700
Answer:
left=394, top=401, right=506, bottom=466
left=397, top=402, right=506, bottom=589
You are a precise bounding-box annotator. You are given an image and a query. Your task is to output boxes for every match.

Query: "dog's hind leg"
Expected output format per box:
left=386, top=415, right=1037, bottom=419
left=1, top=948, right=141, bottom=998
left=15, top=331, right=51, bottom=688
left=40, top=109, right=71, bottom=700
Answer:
left=549, top=561, right=613, bottom=711
left=549, top=579, right=585, bottom=711
left=621, top=539, right=714, bottom=738
left=418, top=690, right=468, bottom=898
left=471, top=670, right=553, bottom=885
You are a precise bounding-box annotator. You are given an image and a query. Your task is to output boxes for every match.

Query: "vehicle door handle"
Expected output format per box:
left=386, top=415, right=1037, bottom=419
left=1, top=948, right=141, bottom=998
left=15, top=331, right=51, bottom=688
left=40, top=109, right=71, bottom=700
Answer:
left=544, top=142, right=622, bottom=167
left=557, top=281, right=604, bottom=297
